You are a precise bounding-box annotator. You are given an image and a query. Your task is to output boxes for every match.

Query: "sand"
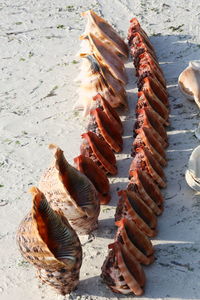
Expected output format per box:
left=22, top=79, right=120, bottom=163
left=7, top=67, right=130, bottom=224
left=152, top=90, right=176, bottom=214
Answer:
left=1, top=0, right=200, bottom=299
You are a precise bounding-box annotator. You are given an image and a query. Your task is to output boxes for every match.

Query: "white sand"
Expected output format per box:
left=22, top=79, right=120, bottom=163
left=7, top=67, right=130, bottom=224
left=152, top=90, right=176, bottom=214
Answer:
left=1, top=0, right=200, bottom=299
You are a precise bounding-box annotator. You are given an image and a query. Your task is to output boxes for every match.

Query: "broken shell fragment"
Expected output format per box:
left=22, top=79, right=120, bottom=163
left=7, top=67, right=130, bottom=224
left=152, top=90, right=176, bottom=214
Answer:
left=39, top=144, right=100, bottom=235
left=185, top=145, right=200, bottom=192
left=16, top=187, right=82, bottom=295
left=178, top=61, right=200, bottom=108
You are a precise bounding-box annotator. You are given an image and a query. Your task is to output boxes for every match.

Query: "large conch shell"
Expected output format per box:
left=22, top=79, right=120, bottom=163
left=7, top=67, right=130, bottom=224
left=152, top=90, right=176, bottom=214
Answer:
left=115, top=218, right=154, bottom=265
left=16, top=187, right=82, bottom=295
left=74, top=154, right=111, bottom=205
left=39, top=145, right=100, bottom=235
left=80, top=131, right=117, bottom=175
left=130, top=147, right=166, bottom=188
left=81, top=10, right=128, bottom=59
left=185, top=145, right=200, bottom=192
left=88, top=108, right=123, bottom=152
left=178, top=61, right=200, bottom=108
left=79, top=33, right=128, bottom=85
left=101, top=241, right=145, bottom=295
left=74, top=55, right=127, bottom=115
left=115, top=190, right=157, bottom=237
left=127, top=169, right=164, bottom=216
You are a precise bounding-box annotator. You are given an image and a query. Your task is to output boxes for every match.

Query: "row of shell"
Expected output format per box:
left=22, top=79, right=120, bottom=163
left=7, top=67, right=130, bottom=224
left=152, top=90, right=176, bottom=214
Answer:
left=101, top=17, right=170, bottom=296
left=16, top=10, right=130, bottom=296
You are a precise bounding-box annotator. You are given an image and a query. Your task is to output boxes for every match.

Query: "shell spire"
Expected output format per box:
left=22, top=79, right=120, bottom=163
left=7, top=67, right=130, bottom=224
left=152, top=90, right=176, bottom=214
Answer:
left=16, top=187, right=82, bottom=295
left=39, top=144, right=100, bottom=235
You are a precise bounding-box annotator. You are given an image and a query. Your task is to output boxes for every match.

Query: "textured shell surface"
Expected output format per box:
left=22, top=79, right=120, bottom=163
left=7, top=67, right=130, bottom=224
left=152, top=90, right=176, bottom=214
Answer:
left=185, top=145, right=200, bottom=192
left=16, top=187, right=82, bottom=295
left=39, top=145, right=100, bottom=235
left=81, top=10, right=128, bottom=59
left=178, top=61, right=200, bottom=107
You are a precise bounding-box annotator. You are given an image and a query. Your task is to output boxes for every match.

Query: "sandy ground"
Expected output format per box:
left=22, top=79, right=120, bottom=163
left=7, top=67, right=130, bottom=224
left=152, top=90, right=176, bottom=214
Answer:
left=1, top=0, right=200, bottom=299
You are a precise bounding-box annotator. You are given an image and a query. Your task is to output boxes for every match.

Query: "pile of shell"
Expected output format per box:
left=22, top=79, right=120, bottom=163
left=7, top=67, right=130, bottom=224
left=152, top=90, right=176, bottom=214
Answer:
left=101, top=18, right=169, bottom=295
left=16, top=11, right=129, bottom=295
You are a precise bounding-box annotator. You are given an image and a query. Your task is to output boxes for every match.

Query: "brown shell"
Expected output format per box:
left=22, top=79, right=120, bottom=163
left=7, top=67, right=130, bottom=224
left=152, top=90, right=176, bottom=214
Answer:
left=137, top=62, right=166, bottom=88
left=93, top=93, right=123, bottom=134
left=39, top=145, right=100, bottom=235
left=139, top=76, right=168, bottom=107
left=115, top=190, right=157, bottom=237
left=136, top=90, right=169, bottom=123
left=128, top=31, right=155, bottom=54
left=115, top=218, right=154, bottom=265
left=127, top=169, right=164, bottom=215
left=101, top=241, right=145, bottom=295
left=16, top=187, right=82, bottom=295
left=134, top=51, right=164, bottom=76
left=129, top=147, right=166, bottom=188
left=130, top=41, right=157, bottom=62
left=80, top=131, right=117, bottom=175
left=74, top=154, right=111, bottom=205
left=134, top=107, right=168, bottom=148
left=89, top=108, right=123, bottom=152
left=133, top=127, right=167, bottom=167
left=81, top=33, right=128, bottom=85
left=82, top=10, right=129, bottom=59
left=127, top=18, right=149, bottom=45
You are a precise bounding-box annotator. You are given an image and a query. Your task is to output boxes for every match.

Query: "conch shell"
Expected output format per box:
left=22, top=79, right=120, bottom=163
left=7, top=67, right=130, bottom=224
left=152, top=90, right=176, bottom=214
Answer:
left=81, top=10, right=128, bottom=59
left=79, top=33, right=128, bottom=85
left=80, top=131, right=117, bottom=175
left=185, top=145, right=200, bottom=192
left=74, top=154, right=111, bottom=205
left=16, top=187, right=82, bottom=295
left=178, top=61, right=200, bottom=108
left=127, top=169, right=164, bottom=216
left=88, top=108, right=123, bottom=153
left=130, top=147, right=166, bottom=188
left=74, top=55, right=127, bottom=115
left=101, top=241, right=145, bottom=295
left=115, top=190, right=157, bottom=237
left=115, top=218, right=155, bottom=265
left=39, top=144, right=100, bottom=235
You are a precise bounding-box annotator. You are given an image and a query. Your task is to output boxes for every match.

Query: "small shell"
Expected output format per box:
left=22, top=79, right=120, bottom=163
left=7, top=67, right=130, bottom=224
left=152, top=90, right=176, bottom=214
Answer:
left=74, top=154, right=111, bottom=205
left=81, top=10, right=128, bottom=59
left=115, top=190, right=157, bottom=237
left=127, top=169, right=164, bottom=216
left=136, top=62, right=166, bottom=88
left=136, top=90, right=169, bottom=124
left=101, top=241, right=145, bottom=295
left=128, top=31, right=155, bottom=55
left=135, top=107, right=168, bottom=148
left=128, top=18, right=149, bottom=45
left=16, top=187, right=82, bottom=295
left=133, top=127, right=167, bottom=167
left=115, top=218, right=154, bottom=265
left=185, top=145, right=200, bottom=192
left=130, top=147, right=166, bottom=188
left=139, top=76, right=168, bottom=107
left=39, top=145, right=100, bottom=235
left=134, top=51, right=164, bottom=76
left=80, top=131, right=117, bottom=175
left=178, top=61, right=200, bottom=108
left=130, top=42, right=157, bottom=61
left=89, top=108, right=123, bottom=152
left=80, top=33, right=128, bottom=85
